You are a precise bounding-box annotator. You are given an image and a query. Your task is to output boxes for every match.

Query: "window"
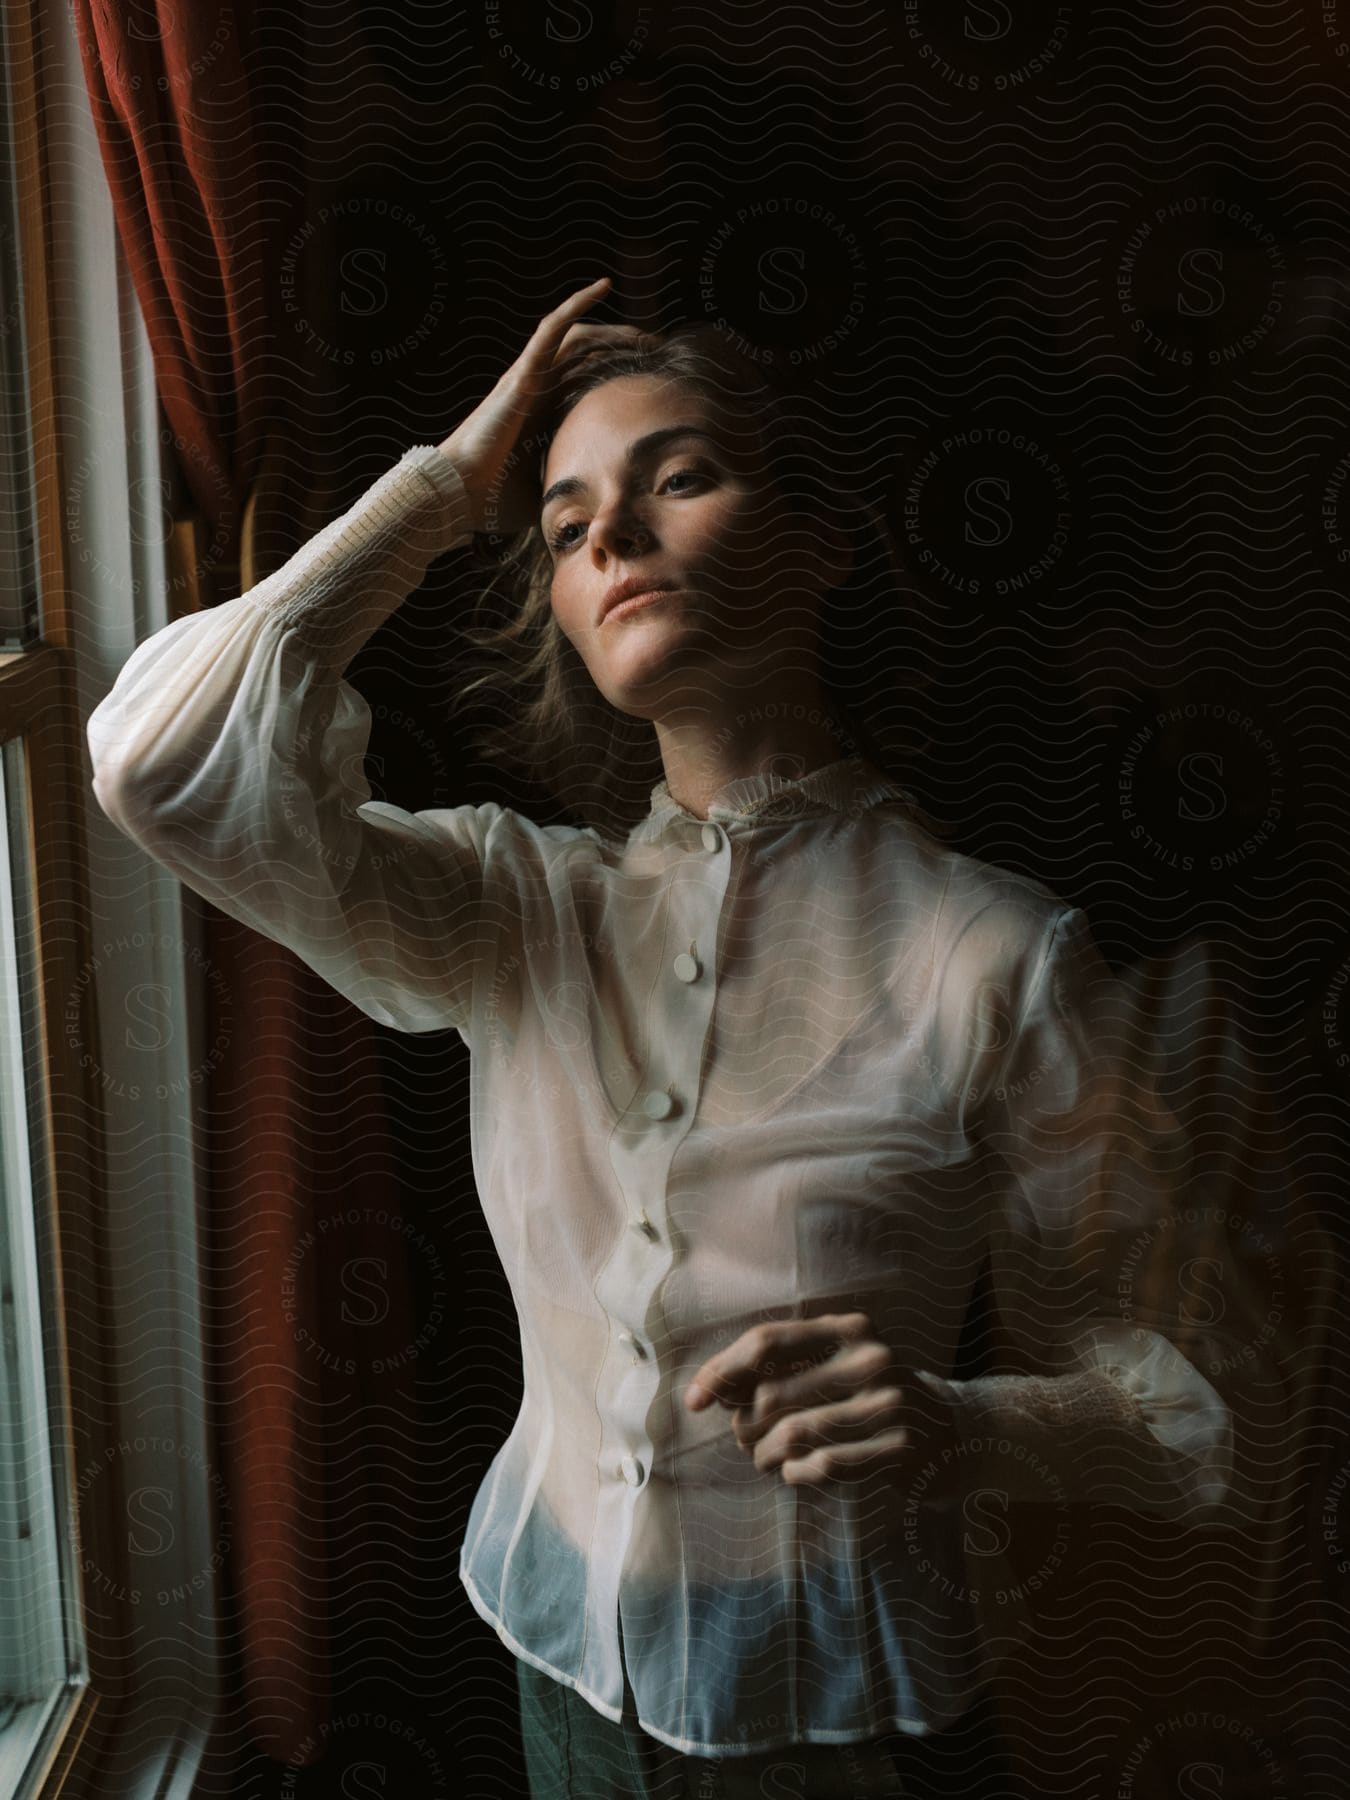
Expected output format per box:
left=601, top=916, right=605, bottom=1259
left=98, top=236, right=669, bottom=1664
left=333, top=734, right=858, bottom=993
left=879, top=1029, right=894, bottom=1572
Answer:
left=0, top=735, right=83, bottom=1791
left=0, top=12, right=96, bottom=1784
left=0, top=2, right=222, bottom=1793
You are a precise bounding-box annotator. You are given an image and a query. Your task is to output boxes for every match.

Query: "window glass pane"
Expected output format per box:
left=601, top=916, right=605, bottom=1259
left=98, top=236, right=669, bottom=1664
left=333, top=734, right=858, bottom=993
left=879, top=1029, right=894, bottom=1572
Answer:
left=0, top=15, right=42, bottom=652
left=0, top=736, right=86, bottom=1788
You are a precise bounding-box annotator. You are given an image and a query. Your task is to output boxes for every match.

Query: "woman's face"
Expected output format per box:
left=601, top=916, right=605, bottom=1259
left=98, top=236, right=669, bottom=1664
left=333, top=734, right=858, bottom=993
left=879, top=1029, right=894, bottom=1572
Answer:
left=540, top=375, right=831, bottom=721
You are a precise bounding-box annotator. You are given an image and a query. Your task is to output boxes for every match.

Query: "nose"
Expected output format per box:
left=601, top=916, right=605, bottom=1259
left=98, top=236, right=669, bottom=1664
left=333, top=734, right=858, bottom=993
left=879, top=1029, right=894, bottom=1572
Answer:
left=588, top=499, right=653, bottom=562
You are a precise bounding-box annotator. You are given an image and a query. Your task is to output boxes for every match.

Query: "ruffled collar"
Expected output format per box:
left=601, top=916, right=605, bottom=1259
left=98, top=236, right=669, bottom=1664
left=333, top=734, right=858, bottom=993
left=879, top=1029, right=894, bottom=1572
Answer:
left=634, top=753, right=916, bottom=840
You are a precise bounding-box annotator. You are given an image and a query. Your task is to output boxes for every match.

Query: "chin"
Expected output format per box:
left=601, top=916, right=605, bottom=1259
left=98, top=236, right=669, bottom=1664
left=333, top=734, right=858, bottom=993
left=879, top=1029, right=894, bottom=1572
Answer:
left=602, top=674, right=676, bottom=718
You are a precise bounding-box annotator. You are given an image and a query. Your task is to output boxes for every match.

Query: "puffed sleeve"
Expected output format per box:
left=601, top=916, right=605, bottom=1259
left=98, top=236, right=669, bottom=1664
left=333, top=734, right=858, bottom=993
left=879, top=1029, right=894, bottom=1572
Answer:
left=912, top=905, right=1266, bottom=1520
left=86, top=444, right=504, bottom=1037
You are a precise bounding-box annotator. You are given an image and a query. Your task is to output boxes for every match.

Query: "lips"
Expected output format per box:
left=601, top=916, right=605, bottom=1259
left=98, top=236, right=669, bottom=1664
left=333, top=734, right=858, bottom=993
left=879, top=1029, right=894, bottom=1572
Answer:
left=599, top=578, right=676, bottom=625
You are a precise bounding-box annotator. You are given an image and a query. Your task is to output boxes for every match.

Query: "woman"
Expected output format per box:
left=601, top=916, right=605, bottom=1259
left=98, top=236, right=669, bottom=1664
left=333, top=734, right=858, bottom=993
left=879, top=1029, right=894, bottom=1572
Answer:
left=87, top=280, right=1247, bottom=1798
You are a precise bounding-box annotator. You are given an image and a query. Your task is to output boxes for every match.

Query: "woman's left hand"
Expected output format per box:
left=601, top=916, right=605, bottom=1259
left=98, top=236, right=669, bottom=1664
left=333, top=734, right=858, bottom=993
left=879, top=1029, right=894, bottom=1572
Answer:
left=683, top=1312, right=962, bottom=1489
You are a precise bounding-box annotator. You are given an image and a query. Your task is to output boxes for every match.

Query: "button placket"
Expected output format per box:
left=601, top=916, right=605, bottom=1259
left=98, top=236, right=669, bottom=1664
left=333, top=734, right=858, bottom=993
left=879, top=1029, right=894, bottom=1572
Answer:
left=635, top=818, right=722, bottom=1142
left=595, top=823, right=730, bottom=1530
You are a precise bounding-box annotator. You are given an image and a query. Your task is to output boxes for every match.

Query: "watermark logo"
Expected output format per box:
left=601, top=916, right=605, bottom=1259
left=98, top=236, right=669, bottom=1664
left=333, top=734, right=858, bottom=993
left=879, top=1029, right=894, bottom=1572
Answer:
left=900, top=1430, right=1075, bottom=1616
left=281, top=1205, right=449, bottom=1380
left=692, top=196, right=874, bottom=371
left=894, top=2, right=1079, bottom=100
left=64, top=932, right=234, bottom=1104
left=1110, top=194, right=1289, bottom=376
left=1116, top=1202, right=1287, bottom=1385
left=280, top=1708, right=452, bottom=1797
left=67, top=0, right=236, bottom=91
left=277, top=698, right=458, bottom=884
left=1107, top=1709, right=1292, bottom=1799
left=1307, top=436, right=1350, bottom=578
left=472, top=1, right=657, bottom=95
left=1103, top=694, right=1293, bottom=896
left=279, top=197, right=450, bottom=369
left=475, top=426, right=551, bottom=553
left=65, top=425, right=235, bottom=604
left=1316, top=0, right=1350, bottom=64
left=73, top=1435, right=232, bottom=1611
left=1319, top=1453, right=1350, bottom=1582
left=899, top=420, right=1076, bottom=604
left=687, top=721, right=887, bottom=885
left=1304, top=929, right=1350, bottom=1098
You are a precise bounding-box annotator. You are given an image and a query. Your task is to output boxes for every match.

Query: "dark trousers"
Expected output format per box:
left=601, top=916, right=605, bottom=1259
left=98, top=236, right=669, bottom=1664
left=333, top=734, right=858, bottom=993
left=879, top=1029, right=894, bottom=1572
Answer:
left=516, top=1643, right=1017, bottom=1799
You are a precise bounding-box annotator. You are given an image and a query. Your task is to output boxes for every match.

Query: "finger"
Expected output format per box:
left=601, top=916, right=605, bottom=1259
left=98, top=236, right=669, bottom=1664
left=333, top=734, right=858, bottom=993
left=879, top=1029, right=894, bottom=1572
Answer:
left=781, top=1428, right=912, bottom=1486
left=510, top=280, right=614, bottom=378
left=491, top=284, right=615, bottom=425
left=552, top=276, right=612, bottom=313
left=753, top=1390, right=906, bottom=1476
left=685, top=1317, right=854, bottom=1410
left=534, top=278, right=613, bottom=341
left=685, top=1314, right=872, bottom=1412
left=732, top=1341, right=896, bottom=1448
left=686, top=1314, right=872, bottom=1411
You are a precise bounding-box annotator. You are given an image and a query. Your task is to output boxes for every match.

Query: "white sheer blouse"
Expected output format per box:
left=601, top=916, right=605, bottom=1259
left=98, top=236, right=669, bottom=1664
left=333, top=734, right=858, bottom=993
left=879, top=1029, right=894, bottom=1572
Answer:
left=85, top=444, right=1254, bottom=1756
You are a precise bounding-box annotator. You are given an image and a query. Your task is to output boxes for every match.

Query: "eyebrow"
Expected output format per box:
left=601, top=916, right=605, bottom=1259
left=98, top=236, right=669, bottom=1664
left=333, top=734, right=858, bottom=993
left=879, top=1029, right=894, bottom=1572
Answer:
left=540, top=426, right=721, bottom=515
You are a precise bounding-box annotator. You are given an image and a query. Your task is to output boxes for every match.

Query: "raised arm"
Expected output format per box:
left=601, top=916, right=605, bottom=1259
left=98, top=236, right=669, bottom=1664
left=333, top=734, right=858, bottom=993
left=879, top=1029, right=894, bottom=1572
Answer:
left=87, top=277, right=638, bottom=1035
left=86, top=445, right=500, bottom=1033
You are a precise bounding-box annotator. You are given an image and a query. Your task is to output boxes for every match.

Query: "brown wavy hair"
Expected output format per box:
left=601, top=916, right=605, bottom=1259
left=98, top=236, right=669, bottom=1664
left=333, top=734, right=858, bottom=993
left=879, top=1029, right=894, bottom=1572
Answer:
left=455, top=323, right=930, bottom=842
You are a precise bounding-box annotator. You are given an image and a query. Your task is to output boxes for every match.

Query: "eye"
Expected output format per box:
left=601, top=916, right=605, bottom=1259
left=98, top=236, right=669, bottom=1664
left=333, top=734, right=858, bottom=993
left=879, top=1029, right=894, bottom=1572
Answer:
left=662, top=467, right=706, bottom=492
left=546, top=467, right=710, bottom=554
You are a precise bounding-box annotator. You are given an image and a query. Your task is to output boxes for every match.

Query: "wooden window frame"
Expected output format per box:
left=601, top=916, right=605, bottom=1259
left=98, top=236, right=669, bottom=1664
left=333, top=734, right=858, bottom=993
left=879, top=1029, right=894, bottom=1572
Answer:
left=3, top=4, right=217, bottom=1794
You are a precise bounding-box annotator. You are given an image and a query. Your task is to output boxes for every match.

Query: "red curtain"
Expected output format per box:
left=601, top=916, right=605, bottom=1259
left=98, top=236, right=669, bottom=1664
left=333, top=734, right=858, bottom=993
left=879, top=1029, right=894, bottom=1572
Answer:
left=72, top=0, right=418, bottom=1768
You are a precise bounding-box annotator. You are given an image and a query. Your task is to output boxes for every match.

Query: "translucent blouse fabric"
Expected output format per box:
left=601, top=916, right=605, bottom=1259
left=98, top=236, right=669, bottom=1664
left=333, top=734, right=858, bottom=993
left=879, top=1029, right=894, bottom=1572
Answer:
left=86, top=445, right=1259, bottom=1757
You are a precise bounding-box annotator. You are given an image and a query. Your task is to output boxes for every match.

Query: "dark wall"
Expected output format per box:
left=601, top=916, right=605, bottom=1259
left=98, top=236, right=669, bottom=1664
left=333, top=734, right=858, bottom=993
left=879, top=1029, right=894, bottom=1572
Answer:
left=209, top=7, right=1350, bottom=1795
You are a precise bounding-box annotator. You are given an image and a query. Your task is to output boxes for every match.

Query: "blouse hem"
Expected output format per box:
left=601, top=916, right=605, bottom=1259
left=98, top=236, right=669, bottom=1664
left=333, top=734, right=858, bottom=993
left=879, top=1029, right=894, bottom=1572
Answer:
left=458, top=1563, right=941, bottom=1758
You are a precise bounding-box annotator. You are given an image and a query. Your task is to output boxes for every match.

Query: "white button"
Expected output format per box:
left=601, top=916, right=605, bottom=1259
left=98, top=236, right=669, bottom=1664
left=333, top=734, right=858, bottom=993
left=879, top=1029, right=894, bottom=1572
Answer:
left=620, top=1454, right=644, bottom=1487
left=630, top=1210, right=658, bottom=1239
left=672, top=952, right=700, bottom=983
left=701, top=822, right=721, bottom=852
left=642, top=1089, right=675, bottom=1120
left=617, top=1330, right=646, bottom=1362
